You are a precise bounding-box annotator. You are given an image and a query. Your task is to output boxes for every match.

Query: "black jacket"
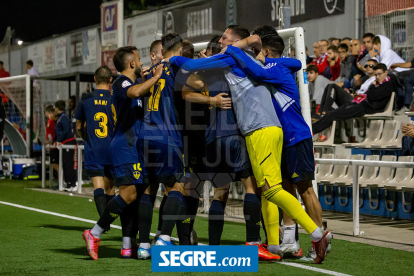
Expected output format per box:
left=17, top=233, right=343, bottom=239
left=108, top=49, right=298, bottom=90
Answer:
left=362, top=77, right=395, bottom=112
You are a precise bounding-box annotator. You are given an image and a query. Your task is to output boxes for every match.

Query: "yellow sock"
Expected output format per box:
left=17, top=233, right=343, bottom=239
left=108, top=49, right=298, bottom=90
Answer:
left=263, top=184, right=318, bottom=235
left=261, top=195, right=279, bottom=245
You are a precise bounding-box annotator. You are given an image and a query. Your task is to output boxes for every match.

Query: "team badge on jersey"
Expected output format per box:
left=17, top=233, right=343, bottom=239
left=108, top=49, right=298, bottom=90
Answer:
left=132, top=163, right=142, bottom=179
left=122, top=80, right=131, bottom=88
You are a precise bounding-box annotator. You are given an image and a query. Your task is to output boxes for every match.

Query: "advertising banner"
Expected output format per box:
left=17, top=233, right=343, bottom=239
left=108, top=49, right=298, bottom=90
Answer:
left=43, top=40, right=55, bottom=72
left=71, top=33, right=83, bottom=67
left=28, top=43, right=44, bottom=73
left=101, top=50, right=117, bottom=74
left=55, top=37, right=67, bottom=70
left=102, top=2, right=118, bottom=46
left=83, top=28, right=97, bottom=65
left=125, top=11, right=158, bottom=67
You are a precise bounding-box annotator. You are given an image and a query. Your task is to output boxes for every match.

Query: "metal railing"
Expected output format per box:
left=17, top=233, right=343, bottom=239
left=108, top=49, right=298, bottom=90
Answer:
left=315, top=158, right=414, bottom=236
left=41, top=144, right=85, bottom=193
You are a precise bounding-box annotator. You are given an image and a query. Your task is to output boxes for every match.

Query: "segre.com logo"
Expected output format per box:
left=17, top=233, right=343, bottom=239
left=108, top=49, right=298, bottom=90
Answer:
left=151, top=246, right=258, bottom=272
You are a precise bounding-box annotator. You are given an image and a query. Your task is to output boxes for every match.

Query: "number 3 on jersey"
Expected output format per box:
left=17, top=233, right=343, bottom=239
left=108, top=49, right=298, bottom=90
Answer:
left=94, top=112, right=108, bottom=138
left=147, top=79, right=165, bottom=111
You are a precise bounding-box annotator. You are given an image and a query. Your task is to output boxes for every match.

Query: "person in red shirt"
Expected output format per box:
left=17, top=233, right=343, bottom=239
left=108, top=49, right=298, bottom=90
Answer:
left=45, top=105, right=59, bottom=179
left=0, top=61, right=10, bottom=104
left=311, top=40, right=329, bottom=75
left=327, top=46, right=341, bottom=81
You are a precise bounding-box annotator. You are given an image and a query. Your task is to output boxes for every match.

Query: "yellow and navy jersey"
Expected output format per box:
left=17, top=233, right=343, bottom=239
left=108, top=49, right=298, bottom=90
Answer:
left=139, top=63, right=182, bottom=147
left=75, top=89, right=114, bottom=165
left=110, top=75, right=143, bottom=166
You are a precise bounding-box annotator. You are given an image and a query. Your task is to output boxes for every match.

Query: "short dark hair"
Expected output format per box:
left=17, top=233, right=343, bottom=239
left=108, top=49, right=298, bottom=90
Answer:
left=372, top=36, right=381, bottom=44
left=113, top=46, right=138, bottom=72
left=227, top=25, right=250, bottom=40
left=362, top=33, right=375, bottom=40
left=251, top=25, right=278, bottom=39
left=338, top=43, right=349, bottom=52
left=328, top=37, right=338, bottom=44
left=328, top=45, right=338, bottom=53
left=94, top=65, right=112, bottom=84
left=45, top=105, right=55, bottom=113
left=69, top=96, right=76, bottom=101
left=319, top=39, right=328, bottom=45
left=54, top=100, right=66, bottom=111
left=307, top=64, right=319, bottom=74
left=182, top=39, right=194, bottom=59
left=0, top=61, right=3, bottom=65
left=161, top=33, right=183, bottom=52
left=368, top=59, right=378, bottom=65
left=342, top=37, right=352, bottom=41
left=262, top=35, right=285, bottom=57
left=373, top=63, right=387, bottom=72
left=150, top=40, right=162, bottom=53
left=207, top=35, right=222, bottom=55
left=26, top=60, right=33, bottom=67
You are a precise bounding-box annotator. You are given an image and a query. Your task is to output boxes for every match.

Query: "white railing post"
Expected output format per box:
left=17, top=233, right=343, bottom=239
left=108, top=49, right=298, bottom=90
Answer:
left=352, top=163, right=360, bottom=236
left=49, top=148, right=53, bottom=188
left=203, top=180, right=210, bottom=214
left=77, top=147, right=83, bottom=194
left=41, top=145, right=46, bottom=189
left=58, top=146, right=63, bottom=191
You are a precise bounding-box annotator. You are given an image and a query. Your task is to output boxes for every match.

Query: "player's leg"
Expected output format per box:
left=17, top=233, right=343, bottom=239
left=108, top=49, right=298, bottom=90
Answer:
left=104, top=174, right=115, bottom=204
left=209, top=185, right=229, bottom=245
left=246, top=127, right=331, bottom=264
left=138, top=182, right=159, bottom=259
left=153, top=187, right=168, bottom=244
left=86, top=165, right=107, bottom=217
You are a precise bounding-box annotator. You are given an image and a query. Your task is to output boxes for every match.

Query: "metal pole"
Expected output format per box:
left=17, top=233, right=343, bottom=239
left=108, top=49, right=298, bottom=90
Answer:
left=203, top=180, right=210, bottom=213
left=77, top=147, right=83, bottom=194
left=118, top=0, right=124, bottom=47
left=25, top=75, right=31, bottom=157
left=352, top=164, right=360, bottom=236
left=42, top=145, right=45, bottom=188
left=49, top=147, right=53, bottom=188
left=58, top=146, right=63, bottom=191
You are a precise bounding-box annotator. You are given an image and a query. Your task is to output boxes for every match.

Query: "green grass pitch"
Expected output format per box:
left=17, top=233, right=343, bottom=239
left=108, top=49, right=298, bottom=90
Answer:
left=0, top=180, right=413, bottom=275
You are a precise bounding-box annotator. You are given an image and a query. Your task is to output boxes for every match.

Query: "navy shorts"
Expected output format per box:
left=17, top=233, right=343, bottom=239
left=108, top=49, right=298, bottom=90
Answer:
left=206, top=135, right=253, bottom=188
left=85, top=164, right=114, bottom=180
left=138, top=140, right=185, bottom=187
left=281, top=138, right=315, bottom=183
left=113, top=163, right=144, bottom=187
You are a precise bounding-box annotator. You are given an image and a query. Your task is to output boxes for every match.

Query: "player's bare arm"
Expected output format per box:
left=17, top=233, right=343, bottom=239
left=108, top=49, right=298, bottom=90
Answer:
left=182, top=86, right=231, bottom=109
left=126, top=64, right=163, bottom=98
left=76, top=119, right=87, bottom=140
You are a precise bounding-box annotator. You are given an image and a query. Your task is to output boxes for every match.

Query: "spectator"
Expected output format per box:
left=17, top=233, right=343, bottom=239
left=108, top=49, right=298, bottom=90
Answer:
left=68, top=96, right=77, bottom=135
left=327, top=46, right=341, bottom=81
left=362, top=32, right=375, bottom=55
left=351, top=39, right=367, bottom=77
left=315, top=59, right=378, bottom=117
left=311, top=39, right=329, bottom=76
left=53, top=100, right=77, bottom=191
left=372, top=35, right=409, bottom=109
left=312, top=41, right=320, bottom=59
left=26, top=60, right=39, bottom=77
left=336, top=43, right=353, bottom=87
left=312, top=63, right=394, bottom=134
left=341, top=37, right=352, bottom=52
left=45, top=105, right=59, bottom=181
left=391, top=58, right=414, bottom=114
left=0, top=61, right=10, bottom=78
left=328, top=37, right=340, bottom=47
left=308, top=64, right=331, bottom=107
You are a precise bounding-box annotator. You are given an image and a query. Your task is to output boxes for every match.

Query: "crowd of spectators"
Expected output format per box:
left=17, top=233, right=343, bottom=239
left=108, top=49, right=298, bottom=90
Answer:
left=307, top=33, right=414, bottom=137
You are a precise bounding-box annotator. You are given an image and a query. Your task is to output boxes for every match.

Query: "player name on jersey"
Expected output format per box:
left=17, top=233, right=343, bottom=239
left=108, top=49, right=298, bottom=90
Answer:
left=94, top=100, right=108, bottom=106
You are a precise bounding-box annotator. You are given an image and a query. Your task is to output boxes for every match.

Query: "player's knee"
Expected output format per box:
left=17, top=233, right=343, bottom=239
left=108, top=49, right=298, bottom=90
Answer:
left=295, top=181, right=314, bottom=198
left=213, top=188, right=229, bottom=202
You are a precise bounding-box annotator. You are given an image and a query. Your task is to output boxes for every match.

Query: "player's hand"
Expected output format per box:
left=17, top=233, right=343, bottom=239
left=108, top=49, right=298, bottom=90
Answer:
left=153, top=64, right=164, bottom=79
left=220, top=46, right=228, bottom=54
left=211, top=93, right=232, bottom=109
left=140, top=66, right=150, bottom=80
left=53, top=142, right=62, bottom=148
left=256, top=52, right=265, bottom=64
left=199, top=49, right=208, bottom=58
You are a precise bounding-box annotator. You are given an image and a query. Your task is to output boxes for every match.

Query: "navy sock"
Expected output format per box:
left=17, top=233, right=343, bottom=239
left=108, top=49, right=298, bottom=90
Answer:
left=209, top=200, right=226, bottom=245
left=244, top=193, right=261, bottom=243
left=94, top=188, right=106, bottom=217
left=158, top=195, right=168, bottom=231
left=138, top=194, right=154, bottom=244
left=97, top=195, right=127, bottom=229
left=176, top=196, right=191, bottom=245
left=160, top=191, right=183, bottom=236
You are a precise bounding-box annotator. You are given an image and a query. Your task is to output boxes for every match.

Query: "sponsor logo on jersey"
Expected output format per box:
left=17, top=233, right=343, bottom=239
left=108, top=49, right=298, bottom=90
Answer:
left=122, top=80, right=131, bottom=88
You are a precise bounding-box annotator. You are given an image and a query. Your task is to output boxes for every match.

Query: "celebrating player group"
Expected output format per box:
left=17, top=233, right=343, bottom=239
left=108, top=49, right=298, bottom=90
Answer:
left=78, top=24, right=332, bottom=264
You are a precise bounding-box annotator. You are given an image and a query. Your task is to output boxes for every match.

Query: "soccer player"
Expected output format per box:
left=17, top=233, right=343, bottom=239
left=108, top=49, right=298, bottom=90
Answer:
left=222, top=33, right=327, bottom=259
left=137, top=33, right=186, bottom=256
left=179, top=35, right=278, bottom=261
left=165, top=25, right=331, bottom=264
left=82, top=46, right=163, bottom=260
left=75, top=65, right=116, bottom=225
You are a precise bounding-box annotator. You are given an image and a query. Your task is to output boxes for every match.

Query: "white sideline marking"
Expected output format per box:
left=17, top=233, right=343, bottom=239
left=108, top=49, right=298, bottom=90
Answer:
left=0, top=200, right=351, bottom=276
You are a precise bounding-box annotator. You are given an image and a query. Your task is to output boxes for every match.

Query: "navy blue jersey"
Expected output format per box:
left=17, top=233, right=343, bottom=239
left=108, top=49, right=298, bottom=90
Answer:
left=75, top=89, right=114, bottom=165
left=201, top=71, right=239, bottom=144
left=139, top=63, right=182, bottom=147
left=111, top=75, right=143, bottom=166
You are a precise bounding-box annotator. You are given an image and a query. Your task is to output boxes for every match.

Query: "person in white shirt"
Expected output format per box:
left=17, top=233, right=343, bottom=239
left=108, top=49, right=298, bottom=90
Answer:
left=26, top=60, right=39, bottom=77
